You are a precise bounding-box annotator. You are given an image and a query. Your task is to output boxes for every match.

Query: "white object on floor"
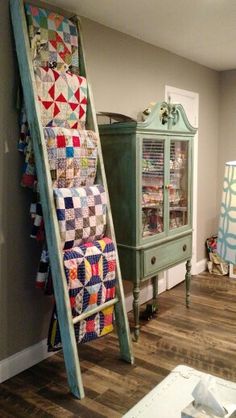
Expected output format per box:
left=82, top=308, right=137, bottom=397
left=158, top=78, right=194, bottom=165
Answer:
left=123, top=365, right=236, bottom=418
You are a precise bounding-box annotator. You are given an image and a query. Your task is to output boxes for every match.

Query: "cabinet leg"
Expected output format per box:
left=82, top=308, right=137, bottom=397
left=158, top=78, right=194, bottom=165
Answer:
left=140, top=276, right=158, bottom=322
left=152, top=275, right=158, bottom=311
left=133, top=279, right=140, bottom=342
left=185, top=259, right=191, bottom=308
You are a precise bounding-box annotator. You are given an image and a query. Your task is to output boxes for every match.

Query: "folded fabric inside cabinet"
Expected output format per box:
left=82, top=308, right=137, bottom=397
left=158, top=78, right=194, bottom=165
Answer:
left=35, top=67, right=87, bottom=129
left=44, top=127, right=98, bottom=188
left=54, top=185, right=107, bottom=249
left=48, top=237, right=116, bottom=349
left=25, top=3, right=79, bottom=73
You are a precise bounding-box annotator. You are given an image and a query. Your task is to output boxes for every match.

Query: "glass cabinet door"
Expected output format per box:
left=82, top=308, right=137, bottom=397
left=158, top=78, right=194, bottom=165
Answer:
left=142, top=138, right=164, bottom=237
left=169, top=140, right=189, bottom=230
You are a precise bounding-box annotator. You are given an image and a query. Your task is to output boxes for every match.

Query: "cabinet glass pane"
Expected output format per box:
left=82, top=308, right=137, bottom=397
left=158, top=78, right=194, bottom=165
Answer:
left=169, top=140, right=188, bottom=230
left=142, top=138, right=164, bottom=237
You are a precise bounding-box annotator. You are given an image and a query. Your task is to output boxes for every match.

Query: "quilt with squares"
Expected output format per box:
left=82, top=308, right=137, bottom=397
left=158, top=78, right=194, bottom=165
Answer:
left=36, top=246, right=50, bottom=289
left=25, top=3, right=79, bottom=73
left=35, top=67, right=87, bottom=129
left=54, top=185, right=107, bottom=250
left=18, top=107, right=37, bottom=188
left=30, top=201, right=44, bottom=240
left=44, top=127, right=98, bottom=188
left=18, top=106, right=30, bottom=153
left=47, top=237, right=116, bottom=349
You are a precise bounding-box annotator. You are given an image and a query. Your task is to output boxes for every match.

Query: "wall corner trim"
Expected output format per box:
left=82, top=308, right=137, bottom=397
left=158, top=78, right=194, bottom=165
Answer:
left=0, top=339, right=55, bottom=383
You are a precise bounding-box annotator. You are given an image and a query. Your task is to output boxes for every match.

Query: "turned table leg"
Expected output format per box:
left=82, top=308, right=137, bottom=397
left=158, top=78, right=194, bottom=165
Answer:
left=152, top=275, right=158, bottom=311
left=185, top=259, right=191, bottom=307
left=133, top=277, right=140, bottom=341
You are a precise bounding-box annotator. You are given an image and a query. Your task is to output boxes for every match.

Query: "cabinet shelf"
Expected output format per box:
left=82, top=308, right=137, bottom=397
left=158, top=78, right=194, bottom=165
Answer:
left=170, top=206, right=187, bottom=211
left=142, top=171, right=163, bottom=176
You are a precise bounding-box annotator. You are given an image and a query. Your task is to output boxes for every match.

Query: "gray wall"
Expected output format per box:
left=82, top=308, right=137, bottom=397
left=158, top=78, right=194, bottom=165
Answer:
left=0, top=1, right=52, bottom=361
left=0, top=3, right=220, bottom=360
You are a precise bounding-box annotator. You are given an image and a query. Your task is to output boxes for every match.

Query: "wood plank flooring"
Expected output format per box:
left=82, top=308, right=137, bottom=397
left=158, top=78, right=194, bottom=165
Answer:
left=1, top=272, right=236, bottom=417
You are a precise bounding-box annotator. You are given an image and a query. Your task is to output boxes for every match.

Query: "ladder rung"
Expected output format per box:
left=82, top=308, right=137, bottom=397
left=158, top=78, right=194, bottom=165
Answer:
left=72, top=297, right=119, bottom=325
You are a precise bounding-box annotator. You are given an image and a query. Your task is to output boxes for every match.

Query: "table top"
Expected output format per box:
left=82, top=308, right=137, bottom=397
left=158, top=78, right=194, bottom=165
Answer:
left=123, top=365, right=236, bottom=418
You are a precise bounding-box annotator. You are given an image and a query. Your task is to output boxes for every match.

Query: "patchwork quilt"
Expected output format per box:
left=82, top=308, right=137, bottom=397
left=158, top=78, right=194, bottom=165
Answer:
left=18, top=107, right=37, bottom=188
left=54, top=185, right=107, bottom=250
left=21, top=159, right=37, bottom=189
left=44, top=127, right=98, bottom=188
left=36, top=246, right=50, bottom=289
left=30, top=201, right=44, bottom=240
left=18, top=106, right=30, bottom=153
left=19, top=3, right=81, bottom=187
left=35, top=67, right=87, bottom=129
left=25, top=3, right=79, bottom=73
left=48, top=237, right=116, bottom=349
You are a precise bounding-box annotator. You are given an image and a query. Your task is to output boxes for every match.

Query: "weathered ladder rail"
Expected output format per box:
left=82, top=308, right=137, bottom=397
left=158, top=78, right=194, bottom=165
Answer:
left=10, top=0, right=134, bottom=399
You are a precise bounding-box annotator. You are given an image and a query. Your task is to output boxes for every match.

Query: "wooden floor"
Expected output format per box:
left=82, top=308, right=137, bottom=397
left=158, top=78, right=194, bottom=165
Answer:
left=1, top=272, right=236, bottom=417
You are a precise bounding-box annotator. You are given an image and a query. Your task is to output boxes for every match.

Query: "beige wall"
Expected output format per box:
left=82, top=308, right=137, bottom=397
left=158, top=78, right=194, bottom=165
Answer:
left=218, top=71, right=236, bottom=205
left=81, top=17, right=220, bottom=260
left=0, top=3, right=220, bottom=361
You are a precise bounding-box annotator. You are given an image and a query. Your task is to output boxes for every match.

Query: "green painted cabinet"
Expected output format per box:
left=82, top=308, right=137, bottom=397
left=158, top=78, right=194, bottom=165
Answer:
left=99, top=102, right=197, bottom=340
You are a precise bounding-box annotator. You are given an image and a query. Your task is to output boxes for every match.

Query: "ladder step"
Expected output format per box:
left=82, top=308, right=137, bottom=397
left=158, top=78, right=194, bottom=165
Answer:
left=72, top=297, right=119, bottom=324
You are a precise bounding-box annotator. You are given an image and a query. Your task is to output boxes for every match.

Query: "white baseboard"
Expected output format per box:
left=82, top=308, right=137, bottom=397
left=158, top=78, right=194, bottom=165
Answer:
left=1, top=280, right=163, bottom=382
left=192, top=258, right=207, bottom=275
left=124, top=259, right=207, bottom=312
left=0, top=338, right=54, bottom=383
left=1, top=261, right=207, bottom=383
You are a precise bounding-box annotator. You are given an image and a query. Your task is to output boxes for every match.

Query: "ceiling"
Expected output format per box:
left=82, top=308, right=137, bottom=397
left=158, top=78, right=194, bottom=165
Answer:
left=44, top=0, right=236, bottom=71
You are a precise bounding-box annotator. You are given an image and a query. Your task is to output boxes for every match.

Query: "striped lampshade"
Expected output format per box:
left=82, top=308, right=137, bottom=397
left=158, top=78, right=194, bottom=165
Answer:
left=217, top=161, right=236, bottom=263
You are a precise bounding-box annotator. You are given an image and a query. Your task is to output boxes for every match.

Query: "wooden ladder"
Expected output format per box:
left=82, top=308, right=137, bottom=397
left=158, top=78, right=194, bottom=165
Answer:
left=10, top=0, right=134, bottom=399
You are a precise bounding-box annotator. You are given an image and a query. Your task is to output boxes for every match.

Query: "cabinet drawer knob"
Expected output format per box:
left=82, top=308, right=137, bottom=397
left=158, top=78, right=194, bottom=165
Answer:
left=151, top=256, right=156, bottom=265
left=183, top=244, right=187, bottom=252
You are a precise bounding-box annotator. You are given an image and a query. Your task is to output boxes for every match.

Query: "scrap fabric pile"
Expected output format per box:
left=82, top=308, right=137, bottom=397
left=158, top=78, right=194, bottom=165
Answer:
left=18, top=3, right=116, bottom=348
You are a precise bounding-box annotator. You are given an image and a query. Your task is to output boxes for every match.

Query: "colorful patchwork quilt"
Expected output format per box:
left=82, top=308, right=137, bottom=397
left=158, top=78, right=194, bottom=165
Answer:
left=36, top=246, right=50, bottom=289
left=25, top=3, right=79, bottom=73
left=18, top=107, right=37, bottom=188
left=18, top=106, right=30, bottom=153
left=35, top=67, right=87, bottom=129
left=44, top=127, right=98, bottom=188
left=54, top=185, right=107, bottom=250
left=30, top=201, right=44, bottom=241
left=19, top=4, right=81, bottom=187
left=47, top=237, right=116, bottom=349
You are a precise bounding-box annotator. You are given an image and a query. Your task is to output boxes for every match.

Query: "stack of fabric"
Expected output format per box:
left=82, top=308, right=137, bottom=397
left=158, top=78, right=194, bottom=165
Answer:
left=18, top=3, right=117, bottom=349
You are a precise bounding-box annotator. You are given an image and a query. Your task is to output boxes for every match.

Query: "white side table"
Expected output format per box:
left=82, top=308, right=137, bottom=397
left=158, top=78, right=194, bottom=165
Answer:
left=123, top=365, right=236, bottom=418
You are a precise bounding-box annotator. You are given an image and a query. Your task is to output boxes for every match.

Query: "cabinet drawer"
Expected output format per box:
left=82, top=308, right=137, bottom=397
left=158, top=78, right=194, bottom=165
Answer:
left=143, top=235, right=192, bottom=277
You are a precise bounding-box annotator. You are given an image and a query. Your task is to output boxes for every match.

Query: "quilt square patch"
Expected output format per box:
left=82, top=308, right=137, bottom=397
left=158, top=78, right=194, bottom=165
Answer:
left=36, top=67, right=87, bottom=129
left=47, top=237, right=116, bottom=349
left=44, top=127, right=98, bottom=188
left=54, top=185, right=107, bottom=249
left=25, top=3, right=79, bottom=73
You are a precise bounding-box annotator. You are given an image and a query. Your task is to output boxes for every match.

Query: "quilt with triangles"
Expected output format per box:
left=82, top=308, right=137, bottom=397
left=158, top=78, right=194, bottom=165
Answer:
left=44, top=127, right=98, bottom=188
left=35, top=67, right=87, bottom=129
left=47, top=237, right=116, bottom=349
left=54, top=185, right=107, bottom=250
left=25, top=3, right=79, bottom=73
